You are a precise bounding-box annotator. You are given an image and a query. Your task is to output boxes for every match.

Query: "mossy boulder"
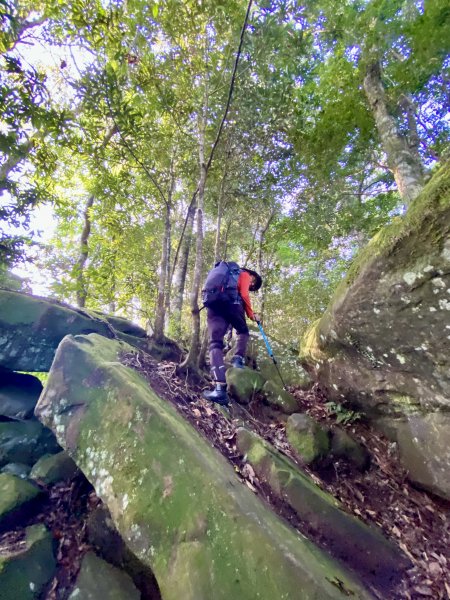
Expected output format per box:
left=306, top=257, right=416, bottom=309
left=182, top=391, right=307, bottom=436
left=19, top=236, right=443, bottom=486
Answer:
left=36, top=333, right=371, bottom=600
left=0, top=289, right=177, bottom=372
left=330, top=429, right=370, bottom=471
left=0, top=421, right=60, bottom=468
left=236, top=427, right=410, bottom=595
left=0, top=368, right=42, bottom=420
left=394, top=413, right=450, bottom=499
left=286, top=413, right=330, bottom=464
left=0, top=524, right=56, bottom=600
left=226, top=367, right=265, bottom=404
left=262, top=380, right=299, bottom=414
left=0, top=473, right=42, bottom=525
left=68, top=552, right=140, bottom=600
left=0, top=290, right=114, bottom=372
left=227, top=325, right=311, bottom=388
left=29, top=451, right=79, bottom=485
left=301, top=162, right=450, bottom=499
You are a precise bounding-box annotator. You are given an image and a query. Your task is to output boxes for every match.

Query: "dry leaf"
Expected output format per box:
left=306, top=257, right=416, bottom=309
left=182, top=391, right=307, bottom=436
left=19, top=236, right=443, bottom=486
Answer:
left=244, top=480, right=257, bottom=493
left=428, top=562, right=442, bottom=577
left=391, top=525, right=401, bottom=537
left=192, top=408, right=201, bottom=418
left=242, top=463, right=255, bottom=482
left=413, top=585, right=433, bottom=596
left=442, top=581, right=450, bottom=600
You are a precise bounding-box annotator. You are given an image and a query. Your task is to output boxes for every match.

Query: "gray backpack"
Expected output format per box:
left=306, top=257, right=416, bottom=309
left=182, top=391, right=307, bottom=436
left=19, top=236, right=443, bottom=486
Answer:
left=201, top=261, right=241, bottom=308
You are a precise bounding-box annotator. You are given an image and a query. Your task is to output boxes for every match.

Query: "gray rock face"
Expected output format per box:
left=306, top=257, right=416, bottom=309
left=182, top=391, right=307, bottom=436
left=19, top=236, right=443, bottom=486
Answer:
left=0, top=368, right=43, bottom=420
left=0, top=290, right=114, bottom=371
left=0, top=289, right=171, bottom=372
left=301, top=162, right=450, bottom=499
left=0, top=421, right=60, bottom=468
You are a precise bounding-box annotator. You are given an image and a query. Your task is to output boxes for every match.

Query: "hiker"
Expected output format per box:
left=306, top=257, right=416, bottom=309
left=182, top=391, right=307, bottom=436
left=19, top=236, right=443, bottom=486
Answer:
left=201, top=261, right=262, bottom=405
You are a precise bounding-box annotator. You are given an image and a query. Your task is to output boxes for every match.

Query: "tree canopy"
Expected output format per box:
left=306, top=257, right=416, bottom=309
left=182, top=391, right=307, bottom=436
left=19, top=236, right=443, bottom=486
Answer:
left=1, top=0, right=449, bottom=349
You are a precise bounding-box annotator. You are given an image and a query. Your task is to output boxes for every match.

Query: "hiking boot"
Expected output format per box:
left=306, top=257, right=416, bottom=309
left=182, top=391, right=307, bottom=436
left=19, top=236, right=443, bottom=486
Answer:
left=202, top=383, right=229, bottom=406
left=231, top=355, right=245, bottom=369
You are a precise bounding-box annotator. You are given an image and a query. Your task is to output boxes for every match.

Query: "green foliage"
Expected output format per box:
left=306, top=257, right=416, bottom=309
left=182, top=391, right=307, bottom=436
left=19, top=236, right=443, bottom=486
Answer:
left=324, top=401, right=361, bottom=425
left=1, top=0, right=448, bottom=351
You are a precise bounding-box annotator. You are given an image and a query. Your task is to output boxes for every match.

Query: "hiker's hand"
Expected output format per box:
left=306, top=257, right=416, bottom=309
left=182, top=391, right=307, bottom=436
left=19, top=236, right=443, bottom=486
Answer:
left=253, top=313, right=261, bottom=324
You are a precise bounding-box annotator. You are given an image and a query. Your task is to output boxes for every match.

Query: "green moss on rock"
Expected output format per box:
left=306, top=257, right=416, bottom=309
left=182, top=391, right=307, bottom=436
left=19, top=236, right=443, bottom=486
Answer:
left=0, top=473, right=42, bottom=523
left=235, top=427, right=409, bottom=593
left=0, top=524, right=56, bottom=600
left=36, top=333, right=372, bottom=600
left=286, top=414, right=330, bottom=464
left=226, top=368, right=265, bottom=404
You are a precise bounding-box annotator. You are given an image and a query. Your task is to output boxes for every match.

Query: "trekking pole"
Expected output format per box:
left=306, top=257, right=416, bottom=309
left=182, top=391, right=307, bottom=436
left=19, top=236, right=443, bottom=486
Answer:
left=256, top=321, right=287, bottom=391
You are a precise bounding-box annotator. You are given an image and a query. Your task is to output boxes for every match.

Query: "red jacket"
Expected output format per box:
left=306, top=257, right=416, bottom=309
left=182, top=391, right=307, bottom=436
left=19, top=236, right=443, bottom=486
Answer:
left=237, top=270, right=255, bottom=319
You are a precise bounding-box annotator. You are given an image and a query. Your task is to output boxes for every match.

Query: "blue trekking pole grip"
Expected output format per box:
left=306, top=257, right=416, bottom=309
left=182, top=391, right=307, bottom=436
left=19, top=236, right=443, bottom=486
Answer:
left=256, top=321, right=287, bottom=390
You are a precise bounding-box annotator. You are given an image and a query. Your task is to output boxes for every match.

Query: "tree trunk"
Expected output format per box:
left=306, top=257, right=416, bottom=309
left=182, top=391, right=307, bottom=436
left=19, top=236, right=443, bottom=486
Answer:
left=74, top=125, right=118, bottom=308
left=154, top=162, right=175, bottom=341
left=169, top=202, right=195, bottom=337
left=153, top=204, right=171, bottom=341
left=222, top=220, right=231, bottom=260
left=181, top=111, right=207, bottom=370
left=198, top=325, right=209, bottom=370
left=363, top=61, right=424, bottom=205
left=0, top=140, right=33, bottom=187
left=257, top=210, right=274, bottom=321
left=76, top=194, right=94, bottom=308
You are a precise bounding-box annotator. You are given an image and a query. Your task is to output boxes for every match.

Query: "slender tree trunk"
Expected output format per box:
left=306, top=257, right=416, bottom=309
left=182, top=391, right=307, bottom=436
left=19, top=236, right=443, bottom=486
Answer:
left=222, top=220, right=231, bottom=260
left=169, top=202, right=195, bottom=337
left=153, top=204, right=171, bottom=341
left=0, top=140, right=33, bottom=187
left=154, top=163, right=175, bottom=341
left=181, top=111, right=207, bottom=370
left=75, top=125, right=117, bottom=308
left=257, top=210, right=274, bottom=321
left=76, top=193, right=94, bottom=308
left=363, top=61, right=424, bottom=205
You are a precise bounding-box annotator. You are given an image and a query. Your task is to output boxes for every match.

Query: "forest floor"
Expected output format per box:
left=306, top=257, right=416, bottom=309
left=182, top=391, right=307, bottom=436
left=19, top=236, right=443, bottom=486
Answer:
left=124, top=352, right=450, bottom=600
left=2, top=353, right=448, bottom=600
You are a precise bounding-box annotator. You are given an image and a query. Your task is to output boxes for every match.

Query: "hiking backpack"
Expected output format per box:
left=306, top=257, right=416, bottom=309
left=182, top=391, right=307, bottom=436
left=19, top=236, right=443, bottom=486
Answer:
left=201, top=261, right=241, bottom=308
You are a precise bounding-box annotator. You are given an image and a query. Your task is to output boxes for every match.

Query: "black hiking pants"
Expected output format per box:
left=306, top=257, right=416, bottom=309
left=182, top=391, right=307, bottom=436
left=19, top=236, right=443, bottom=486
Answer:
left=207, top=301, right=249, bottom=383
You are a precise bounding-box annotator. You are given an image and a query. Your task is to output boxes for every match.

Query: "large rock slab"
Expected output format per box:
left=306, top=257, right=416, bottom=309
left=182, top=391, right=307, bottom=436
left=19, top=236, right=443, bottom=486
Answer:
left=0, top=368, right=42, bottom=420
left=0, top=524, right=56, bottom=600
left=36, top=333, right=371, bottom=600
left=236, top=428, right=409, bottom=596
left=301, top=163, right=450, bottom=499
